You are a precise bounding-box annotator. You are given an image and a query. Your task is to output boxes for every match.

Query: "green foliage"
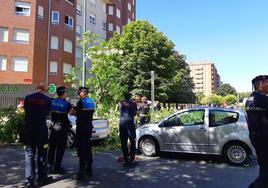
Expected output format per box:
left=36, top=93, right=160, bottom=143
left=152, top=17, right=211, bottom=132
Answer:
left=150, top=108, right=177, bottom=122
left=223, top=94, right=237, bottom=105
left=0, top=108, right=24, bottom=143
left=216, top=83, right=237, bottom=96
left=238, top=92, right=251, bottom=102
left=108, top=21, right=195, bottom=103
left=200, top=94, right=224, bottom=106
left=65, top=32, right=127, bottom=116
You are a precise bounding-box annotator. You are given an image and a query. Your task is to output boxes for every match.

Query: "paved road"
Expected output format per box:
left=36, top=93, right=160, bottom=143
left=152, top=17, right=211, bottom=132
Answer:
left=0, top=145, right=258, bottom=188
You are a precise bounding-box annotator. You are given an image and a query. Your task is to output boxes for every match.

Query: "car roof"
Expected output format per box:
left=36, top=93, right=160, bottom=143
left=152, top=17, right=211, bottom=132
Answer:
left=178, top=107, right=245, bottom=114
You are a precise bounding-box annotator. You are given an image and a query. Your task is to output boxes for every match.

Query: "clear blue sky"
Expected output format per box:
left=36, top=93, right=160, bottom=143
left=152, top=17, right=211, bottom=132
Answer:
left=136, top=0, right=268, bottom=92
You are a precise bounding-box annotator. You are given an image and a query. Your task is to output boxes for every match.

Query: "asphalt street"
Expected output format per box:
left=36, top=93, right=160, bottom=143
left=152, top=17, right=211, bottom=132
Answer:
left=0, top=145, right=258, bottom=188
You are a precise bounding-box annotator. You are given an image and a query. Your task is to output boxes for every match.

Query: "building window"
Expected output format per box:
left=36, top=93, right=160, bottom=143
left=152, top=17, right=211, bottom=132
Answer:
left=76, top=25, right=81, bottom=36
left=38, top=5, right=44, bottom=19
left=0, top=56, right=7, bottom=71
left=50, top=36, right=59, bottom=50
left=116, top=25, right=120, bottom=34
left=89, top=13, right=96, bottom=24
left=49, top=61, right=58, bottom=75
left=75, top=47, right=83, bottom=58
left=15, top=1, right=31, bottom=16
left=108, top=23, right=113, bottom=31
left=52, top=11, right=59, bottom=24
left=0, top=27, right=8, bottom=42
left=132, top=12, right=135, bottom=19
left=133, top=0, right=135, bottom=6
left=128, top=3, right=131, bottom=11
left=64, top=39, right=72, bottom=53
left=102, top=22, right=106, bottom=30
left=65, top=0, right=74, bottom=4
left=76, top=4, right=82, bottom=15
left=128, top=18, right=131, bottom=24
left=13, top=29, right=29, bottom=44
left=90, top=0, right=96, bottom=5
left=116, top=9, right=121, bottom=18
left=65, top=15, right=73, bottom=28
left=108, top=5, right=113, bottom=15
left=63, top=63, right=72, bottom=75
left=11, top=57, right=28, bottom=72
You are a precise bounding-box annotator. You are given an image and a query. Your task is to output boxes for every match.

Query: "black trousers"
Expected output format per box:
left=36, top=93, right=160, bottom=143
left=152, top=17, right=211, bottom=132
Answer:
left=249, top=134, right=268, bottom=188
left=48, top=124, right=67, bottom=169
left=119, top=121, right=136, bottom=162
left=76, top=128, right=92, bottom=175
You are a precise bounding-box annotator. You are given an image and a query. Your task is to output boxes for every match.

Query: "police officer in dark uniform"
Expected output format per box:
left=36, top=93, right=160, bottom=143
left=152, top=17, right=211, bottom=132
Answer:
left=70, top=87, right=95, bottom=180
left=138, top=96, right=151, bottom=126
left=48, top=86, right=72, bottom=174
left=119, top=92, right=137, bottom=166
left=246, top=75, right=268, bottom=188
left=22, top=83, right=53, bottom=187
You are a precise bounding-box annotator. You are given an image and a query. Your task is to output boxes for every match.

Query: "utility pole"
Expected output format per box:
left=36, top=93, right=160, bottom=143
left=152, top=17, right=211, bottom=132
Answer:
left=82, top=0, right=86, bottom=87
left=151, top=71, right=155, bottom=113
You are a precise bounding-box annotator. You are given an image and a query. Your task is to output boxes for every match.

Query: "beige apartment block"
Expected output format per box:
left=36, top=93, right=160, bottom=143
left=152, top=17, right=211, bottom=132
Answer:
left=189, top=61, right=221, bottom=96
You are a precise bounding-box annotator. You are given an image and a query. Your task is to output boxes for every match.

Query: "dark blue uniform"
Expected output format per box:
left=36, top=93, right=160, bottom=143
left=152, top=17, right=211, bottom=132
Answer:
left=246, top=91, right=268, bottom=188
left=119, top=99, right=137, bottom=163
left=75, top=97, right=95, bottom=177
left=23, top=92, right=51, bottom=185
left=48, top=98, right=71, bottom=172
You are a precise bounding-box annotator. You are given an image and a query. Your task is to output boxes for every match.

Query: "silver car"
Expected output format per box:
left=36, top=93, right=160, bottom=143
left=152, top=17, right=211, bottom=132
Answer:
left=136, top=107, right=255, bottom=165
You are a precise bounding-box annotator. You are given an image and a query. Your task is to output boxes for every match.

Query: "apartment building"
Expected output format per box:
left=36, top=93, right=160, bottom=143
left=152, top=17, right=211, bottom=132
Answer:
left=0, top=0, right=76, bottom=86
left=189, top=61, right=221, bottom=96
left=75, top=0, right=136, bottom=80
left=106, top=0, right=136, bottom=39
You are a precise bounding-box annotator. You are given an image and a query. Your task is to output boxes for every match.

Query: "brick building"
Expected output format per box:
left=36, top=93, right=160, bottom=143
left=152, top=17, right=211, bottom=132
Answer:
left=0, top=0, right=76, bottom=86
left=106, top=0, right=136, bottom=39
left=189, top=61, right=221, bottom=96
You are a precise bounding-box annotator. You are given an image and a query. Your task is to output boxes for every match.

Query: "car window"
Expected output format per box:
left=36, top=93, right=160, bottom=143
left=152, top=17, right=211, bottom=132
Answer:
left=164, top=110, right=205, bottom=127
left=209, top=110, right=239, bottom=127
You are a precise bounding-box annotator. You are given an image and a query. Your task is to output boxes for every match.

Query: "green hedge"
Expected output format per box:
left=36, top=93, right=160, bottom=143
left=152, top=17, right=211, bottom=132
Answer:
left=0, top=107, right=24, bottom=143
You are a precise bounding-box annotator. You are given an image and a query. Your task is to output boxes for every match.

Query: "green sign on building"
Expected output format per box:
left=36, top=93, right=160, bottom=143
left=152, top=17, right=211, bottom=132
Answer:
left=48, top=84, right=56, bottom=95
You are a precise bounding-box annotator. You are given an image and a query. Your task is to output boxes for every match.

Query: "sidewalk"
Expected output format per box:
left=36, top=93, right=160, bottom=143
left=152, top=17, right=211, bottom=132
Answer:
left=0, top=145, right=258, bottom=188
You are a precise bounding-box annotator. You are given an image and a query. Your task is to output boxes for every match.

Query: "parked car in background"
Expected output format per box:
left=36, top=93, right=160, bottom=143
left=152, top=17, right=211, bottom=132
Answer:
left=47, top=115, right=109, bottom=148
left=136, top=107, right=255, bottom=166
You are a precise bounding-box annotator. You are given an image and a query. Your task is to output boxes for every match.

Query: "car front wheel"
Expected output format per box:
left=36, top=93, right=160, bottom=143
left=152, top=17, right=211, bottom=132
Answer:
left=223, top=143, right=250, bottom=166
left=67, top=129, right=76, bottom=149
left=139, top=137, right=159, bottom=157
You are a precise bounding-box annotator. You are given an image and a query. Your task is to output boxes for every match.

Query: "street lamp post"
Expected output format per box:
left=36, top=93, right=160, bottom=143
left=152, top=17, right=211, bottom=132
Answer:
left=151, top=71, right=155, bottom=113
left=82, top=0, right=86, bottom=87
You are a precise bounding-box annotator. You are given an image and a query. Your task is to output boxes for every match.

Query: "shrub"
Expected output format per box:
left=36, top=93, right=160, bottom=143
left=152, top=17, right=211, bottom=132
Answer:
left=0, top=107, right=24, bottom=143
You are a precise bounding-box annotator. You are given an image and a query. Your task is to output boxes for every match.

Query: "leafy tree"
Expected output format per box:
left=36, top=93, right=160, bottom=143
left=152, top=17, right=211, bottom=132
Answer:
left=65, top=33, right=127, bottom=115
left=237, top=92, right=251, bottom=102
left=216, top=83, right=237, bottom=96
left=209, top=94, right=224, bottom=106
left=108, top=20, right=195, bottom=103
left=223, top=94, right=237, bottom=105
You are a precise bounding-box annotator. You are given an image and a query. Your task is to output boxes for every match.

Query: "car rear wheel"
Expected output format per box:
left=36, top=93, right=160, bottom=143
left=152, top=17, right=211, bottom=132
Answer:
left=139, top=137, right=159, bottom=157
left=67, top=129, right=76, bottom=149
left=223, top=143, right=250, bottom=166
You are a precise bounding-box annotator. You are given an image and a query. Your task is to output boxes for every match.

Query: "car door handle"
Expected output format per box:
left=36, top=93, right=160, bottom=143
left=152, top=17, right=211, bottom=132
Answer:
left=199, top=127, right=207, bottom=131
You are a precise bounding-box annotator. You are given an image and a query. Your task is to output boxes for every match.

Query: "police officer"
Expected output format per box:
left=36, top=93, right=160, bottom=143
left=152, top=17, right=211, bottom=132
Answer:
left=70, top=87, right=95, bottom=180
left=246, top=75, right=268, bottom=188
left=22, top=83, right=53, bottom=187
left=119, top=92, right=137, bottom=166
left=138, top=96, right=151, bottom=126
left=48, top=86, right=72, bottom=174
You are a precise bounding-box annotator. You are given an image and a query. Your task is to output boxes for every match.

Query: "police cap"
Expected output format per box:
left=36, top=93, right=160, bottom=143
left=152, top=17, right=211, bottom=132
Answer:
left=56, top=86, right=66, bottom=96
left=252, top=75, right=268, bottom=84
left=78, top=87, right=89, bottom=95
